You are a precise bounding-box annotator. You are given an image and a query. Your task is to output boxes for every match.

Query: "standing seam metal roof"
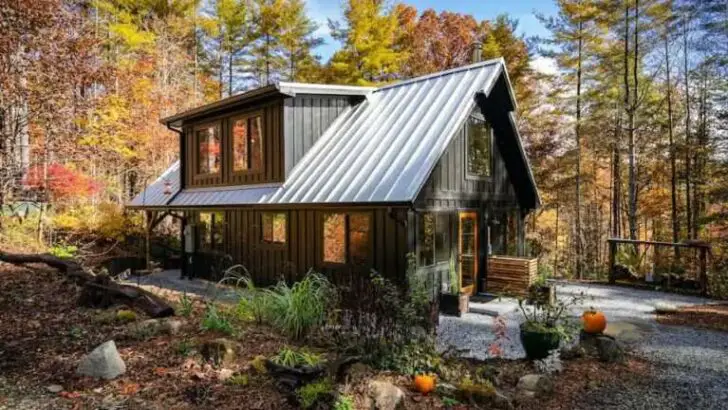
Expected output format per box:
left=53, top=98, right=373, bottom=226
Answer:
left=129, top=59, right=534, bottom=208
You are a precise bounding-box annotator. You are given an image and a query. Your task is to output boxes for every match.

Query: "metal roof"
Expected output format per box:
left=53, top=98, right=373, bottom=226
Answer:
left=128, top=160, right=180, bottom=207
left=131, top=58, right=540, bottom=208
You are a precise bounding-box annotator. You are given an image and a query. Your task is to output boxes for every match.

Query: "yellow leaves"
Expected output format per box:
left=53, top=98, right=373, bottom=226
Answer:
left=110, top=23, right=156, bottom=51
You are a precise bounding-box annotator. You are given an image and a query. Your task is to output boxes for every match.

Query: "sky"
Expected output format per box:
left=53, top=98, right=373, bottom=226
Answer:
left=305, top=0, right=559, bottom=65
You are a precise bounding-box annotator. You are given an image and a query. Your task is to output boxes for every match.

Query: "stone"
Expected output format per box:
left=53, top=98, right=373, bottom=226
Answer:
left=162, top=318, right=186, bottom=335
left=596, top=336, right=624, bottom=363
left=46, top=385, right=63, bottom=394
left=436, top=382, right=457, bottom=397
left=217, top=368, right=234, bottom=381
left=368, top=380, right=404, bottom=410
left=200, top=338, right=237, bottom=367
left=560, top=343, right=586, bottom=360
left=76, top=340, right=126, bottom=380
left=653, top=302, right=679, bottom=314
left=345, top=362, right=372, bottom=383
left=604, top=321, right=642, bottom=343
left=516, top=374, right=553, bottom=397
left=493, top=389, right=514, bottom=410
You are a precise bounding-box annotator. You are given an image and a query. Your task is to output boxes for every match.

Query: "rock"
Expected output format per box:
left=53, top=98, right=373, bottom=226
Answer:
left=368, top=380, right=404, bottom=410
left=200, top=338, right=237, bottom=366
left=493, top=389, right=514, bottom=410
left=217, top=368, right=234, bottom=381
left=560, top=343, right=586, bottom=360
left=162, top=318, right=186, bottom=335
left=653, top=302, right=679, bottom=314
left=604, top=321, right=642, bottom=344
left=345, top=362, right=372, bottom=383
left=76, top=340, right=126, bottom=380
left=436, top=382, right=457, bottom=397
left=516, top=374, right=553, bottom=397
left=46, top=385, right=63, bottom=394
left=596, top=336, right=624, bottom=363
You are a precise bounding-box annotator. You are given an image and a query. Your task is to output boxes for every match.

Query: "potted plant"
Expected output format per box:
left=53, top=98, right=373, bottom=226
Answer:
left=527, top=267, right=555, bottom=306
left=440, top=256, right=469, bottom=316
left=517, top=295, right=578, bottom=360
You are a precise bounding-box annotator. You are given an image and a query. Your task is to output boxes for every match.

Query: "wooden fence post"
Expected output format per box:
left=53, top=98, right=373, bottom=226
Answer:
left=608, top=240, right=616, bottom=284
left=699, top=247, right=708, bottom=296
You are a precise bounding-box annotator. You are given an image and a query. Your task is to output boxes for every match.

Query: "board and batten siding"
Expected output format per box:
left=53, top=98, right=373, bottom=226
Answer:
left=283, top=95, right=355, bottom=176
left=415, top=120, right=519, bottom=210
left=216, top=207, right=409, bottom=287
left=182, top=98, right=285, bottom=188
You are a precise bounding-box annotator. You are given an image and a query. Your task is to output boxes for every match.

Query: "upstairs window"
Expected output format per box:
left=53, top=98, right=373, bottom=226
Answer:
left=199, top=212, right=224, bottom=252
left=232, top=114, right=263, bottom=172
left=197, top=124, right=221, bottom=174
left=323, top=212, right=371, bottom=265
left=418, top=212, right=450, bottom=266
left=466, top=114, right=492, bottom=178
left=262, top=212, right=287, bottom=244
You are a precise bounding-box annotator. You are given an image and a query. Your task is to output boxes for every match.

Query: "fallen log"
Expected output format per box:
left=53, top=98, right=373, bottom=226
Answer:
left=0, top=250, right=174, bottom=318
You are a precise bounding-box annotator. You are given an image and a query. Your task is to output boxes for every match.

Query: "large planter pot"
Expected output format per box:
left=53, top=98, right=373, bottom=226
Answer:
left=440, top=293, right=469, bottom=317
left=519, top=323, right=562, bottom=360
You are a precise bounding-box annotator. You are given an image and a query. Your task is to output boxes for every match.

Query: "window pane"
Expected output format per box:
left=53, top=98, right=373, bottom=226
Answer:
left=467, top=116, right=491, bottom=177
left=212, top=212, right=224, bottom=250
left=323, top=213, right=346, bottom=263
left=199, top=213, right=212, bottom=249
left=250, top=116, right=263, bottom=171
left=232, top=119, right=248, bottom=171
left=418, top=213, right=434, bottom=266
left=197, top=126, right=220, bottom=174
left=349, top=213, right=370, bottom=265
left=435, top=213, right=450, bottom=263
left=262, top=212, right=286, bottom=244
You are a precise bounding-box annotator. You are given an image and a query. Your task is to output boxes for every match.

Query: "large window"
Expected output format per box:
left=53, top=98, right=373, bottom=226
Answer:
left=199, top=212, right=224, bottom=251
left=262, top=212, right=287, bottom=244
left=418, top=212, right=450, bottom=266
left=232, top=114, right=263, bottom=172
left=197, top=125, right=221, bottom=174
left=323, top=212, right=371, bottom=265
left=466, top=114, right=492, bottom=178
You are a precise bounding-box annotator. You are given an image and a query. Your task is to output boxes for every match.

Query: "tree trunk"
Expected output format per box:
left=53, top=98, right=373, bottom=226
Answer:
left=627, top=0, right=639, bottom=243
left=683, top=13, right=693, bottom=239
left=575, top=20, right=584, bottom=279
left=664, top=24, right=680, bottom=256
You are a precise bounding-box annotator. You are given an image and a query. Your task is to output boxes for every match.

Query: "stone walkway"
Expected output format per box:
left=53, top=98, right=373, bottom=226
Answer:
left=122, top=269, right=240, bottom=303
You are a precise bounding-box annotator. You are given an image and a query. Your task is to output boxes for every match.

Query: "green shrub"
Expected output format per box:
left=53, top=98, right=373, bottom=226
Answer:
left=270, top=346, right=323, bottom=368
left=49, top=243, right=78, bottom=259
left=296, top=379, right=332, bottom=409
left=175, top=338, right=196, bottom=357
left=333, top=394, right=354, bottom=410
left=265, top=272, right=336, bottom=339
left=226, top=374, right=249, bottom=386
left=178, top=293, right=194, bottom=317
left=201, top=304, right=234, bottom=335
left=116, top=309, right=137, bottom=323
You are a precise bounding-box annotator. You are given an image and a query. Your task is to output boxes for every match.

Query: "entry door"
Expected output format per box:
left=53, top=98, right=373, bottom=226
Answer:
left=459, top=211, right=479, bottom=295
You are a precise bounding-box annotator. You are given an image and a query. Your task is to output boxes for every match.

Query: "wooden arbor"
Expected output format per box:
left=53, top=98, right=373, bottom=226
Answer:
left=607, top=238, right=711, bottom=295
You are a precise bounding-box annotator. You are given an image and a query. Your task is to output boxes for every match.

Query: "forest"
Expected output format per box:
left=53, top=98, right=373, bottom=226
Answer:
left=0, top=0, right=726, bottom=290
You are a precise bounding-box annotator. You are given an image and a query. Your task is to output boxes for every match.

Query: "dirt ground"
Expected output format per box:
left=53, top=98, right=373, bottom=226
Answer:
left=0, top=263, right=651, bottom=409
left=656, top=303, right=728, bottom=332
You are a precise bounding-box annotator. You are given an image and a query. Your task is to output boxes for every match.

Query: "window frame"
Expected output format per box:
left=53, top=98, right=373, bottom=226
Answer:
left=321, top=211, right=372, bottom=266
left=198, top=211, right=225, bottom=252
left=465, top=112, right=493, bottom=180
left=261, top=211, right=287, bottom=245
left=229, top=110, right=264, bottom=175
left=194, top=121, right=222, bottom=178
left=417, top=212, right=450, bottom=267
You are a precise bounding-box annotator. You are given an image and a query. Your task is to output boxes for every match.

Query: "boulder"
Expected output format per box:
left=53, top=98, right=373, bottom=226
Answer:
left=653, top=302, right=679, bottom=314
left=368, top=380, right=404, bottom=410
left=76, top=340, right=126, bottom=380
left=162, top=318, right=186, bottom=335
left=560, top=343, right=586, bottom=360
left=493, top=389, right=514, bottom=410
left=46, top=385, right=63, bottom=394
left=516, top=374, right=553, bottom=397
left=596, top=336, right=624, bottom=363
left=217, top=368, right=234, bottom=381
left=200, top=338, right=237, bottom=366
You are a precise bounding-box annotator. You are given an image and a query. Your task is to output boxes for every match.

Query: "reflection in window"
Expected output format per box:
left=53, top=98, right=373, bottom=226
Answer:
left=323, top=213, right=346, bottom=263
left=322, top=212, right=371, bottom=264
left=233, top=115, right=263, bottom=172
left=262, top=212, right=287, bottom=244
left=467, top=114, right=491, bottom=178
left=197, top=126, right=220, bottom=174
left=418, top=212, right=450, bottom=266
left=199, top=212, right=224, bottom=251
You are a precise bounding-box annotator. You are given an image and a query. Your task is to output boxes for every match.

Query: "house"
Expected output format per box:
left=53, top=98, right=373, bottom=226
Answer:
left=129, top=57, right=540, bottom=298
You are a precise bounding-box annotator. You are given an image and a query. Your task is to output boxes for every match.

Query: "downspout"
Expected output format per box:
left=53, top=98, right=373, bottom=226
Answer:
left=166, top=122, right=187, bottom=278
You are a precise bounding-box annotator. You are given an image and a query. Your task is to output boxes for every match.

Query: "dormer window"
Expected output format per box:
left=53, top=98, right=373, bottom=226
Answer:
left=232, top=113, right=263, bottom=172
left=196, top=124, right=221, bottom=175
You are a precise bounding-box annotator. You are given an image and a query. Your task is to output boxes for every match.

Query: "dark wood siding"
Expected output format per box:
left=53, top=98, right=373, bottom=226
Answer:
left=182, top=98, right=284, bottom=188
left=190, top=207, right=409, bottom=287
left=415, top=121, right=518, bottom=210
left=283, top=95, right=354, bottom=176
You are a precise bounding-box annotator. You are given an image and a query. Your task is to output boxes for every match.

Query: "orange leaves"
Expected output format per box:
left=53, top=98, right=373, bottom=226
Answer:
left=120, top=382, right=141, bottom=396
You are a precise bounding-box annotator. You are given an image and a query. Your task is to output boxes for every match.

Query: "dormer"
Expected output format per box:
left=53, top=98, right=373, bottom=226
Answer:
left=161, top=83, right=374, bottom=189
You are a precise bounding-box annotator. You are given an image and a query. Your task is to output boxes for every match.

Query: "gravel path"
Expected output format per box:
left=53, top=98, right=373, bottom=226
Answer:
left=437, top=282, right=728, bottom=409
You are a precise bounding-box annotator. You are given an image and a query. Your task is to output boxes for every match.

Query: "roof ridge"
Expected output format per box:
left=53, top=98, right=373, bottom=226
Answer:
left=375, top=57, right=504, bottom=92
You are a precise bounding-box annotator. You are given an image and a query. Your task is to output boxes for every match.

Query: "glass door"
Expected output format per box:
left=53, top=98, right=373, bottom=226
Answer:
left=459, top=211, right=478, bottom=295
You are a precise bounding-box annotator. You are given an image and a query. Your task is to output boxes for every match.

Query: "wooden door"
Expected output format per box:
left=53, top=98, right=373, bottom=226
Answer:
left=459, top=211, right=478, bottom=295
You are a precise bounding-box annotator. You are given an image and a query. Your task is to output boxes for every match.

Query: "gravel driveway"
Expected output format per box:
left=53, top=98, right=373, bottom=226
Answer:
left=437, top=282, right=728, bottom=409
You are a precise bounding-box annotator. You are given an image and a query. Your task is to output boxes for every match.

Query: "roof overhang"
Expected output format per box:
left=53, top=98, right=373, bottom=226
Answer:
left=160, top=82, right=374, bottom=128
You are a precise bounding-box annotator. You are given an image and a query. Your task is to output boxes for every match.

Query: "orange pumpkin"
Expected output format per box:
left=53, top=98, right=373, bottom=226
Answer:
left=582, top=310, right=607, bottom=334
left=413, top=374, right=436, bottom=395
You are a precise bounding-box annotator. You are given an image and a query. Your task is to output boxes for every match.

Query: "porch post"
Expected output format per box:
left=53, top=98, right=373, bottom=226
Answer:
left=516, top=210, right=526, bottom=257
